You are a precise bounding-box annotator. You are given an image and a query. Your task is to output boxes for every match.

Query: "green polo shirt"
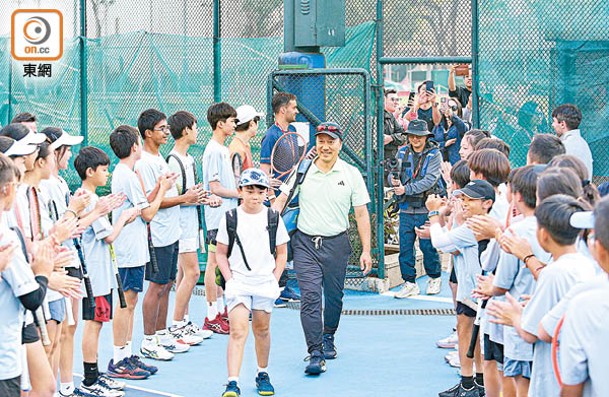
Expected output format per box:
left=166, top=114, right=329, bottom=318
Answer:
left=280, top=158, right=370, bottom=236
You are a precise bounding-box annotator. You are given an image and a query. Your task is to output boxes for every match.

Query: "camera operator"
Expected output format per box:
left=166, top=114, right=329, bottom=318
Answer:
left=390, top=119, right=444, bottom=299
left=384, top=89, right=406, bottom=185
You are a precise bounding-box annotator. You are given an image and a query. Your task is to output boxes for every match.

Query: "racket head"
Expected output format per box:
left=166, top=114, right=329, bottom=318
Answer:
left=231, top=152, right=243, bottom=176
left=270, top=132, right=306, bottom=178
left=552, top=315, right=565, bottom=387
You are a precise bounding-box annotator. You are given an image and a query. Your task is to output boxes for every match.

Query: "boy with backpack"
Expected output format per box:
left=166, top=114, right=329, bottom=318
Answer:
left=166, top=110, right=220, bottom=341
left=73, top=146, right=141, bottom=396
left=216, top=168, right=289, bottom=397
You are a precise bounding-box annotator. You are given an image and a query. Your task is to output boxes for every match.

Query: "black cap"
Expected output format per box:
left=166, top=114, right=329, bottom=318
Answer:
left=315, top=121, right=343, bottom=140
left=406, top=119, right=431, bottom=136
left=455, top=179, right=495, bottom=201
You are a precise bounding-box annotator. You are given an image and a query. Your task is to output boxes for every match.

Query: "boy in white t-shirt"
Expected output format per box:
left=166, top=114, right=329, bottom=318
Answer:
left=74, top=146, right=141, bottom=396
left=216, top=168, right=289, bottom=397
left=486, top=194, right=596, bottom=397
left=166, top=110, right=220, bottom=341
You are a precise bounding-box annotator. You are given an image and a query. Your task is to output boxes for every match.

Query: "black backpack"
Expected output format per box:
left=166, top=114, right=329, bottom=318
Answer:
left=225, top=207, right=280, bottom=271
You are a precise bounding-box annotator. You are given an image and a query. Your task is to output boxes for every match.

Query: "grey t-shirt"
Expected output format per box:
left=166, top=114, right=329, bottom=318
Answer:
left=202, top=139, right=238, bottom=230
left=111, top=163, right=150, bottom=268
left=135, top=150, right=181, bottom=247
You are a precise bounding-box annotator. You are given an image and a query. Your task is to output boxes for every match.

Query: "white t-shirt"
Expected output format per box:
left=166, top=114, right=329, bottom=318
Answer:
left=0, top=222, right=39, bottom=380
left=167, top=150, right=199, bottom=241
left=521, top=252, right=596, bottom=397
left=135, top=151, right=181, bottom=247
left=81, top=193, right=115, bottom=297
left=39, top=175, right=79, bottom=269
left=559, top=282, right=609, bottom=397
left=202, top=139, right=238, bottom=230
left=111, top=163, right=150, bottom=268
left=216, top=207, right=289, bottom=282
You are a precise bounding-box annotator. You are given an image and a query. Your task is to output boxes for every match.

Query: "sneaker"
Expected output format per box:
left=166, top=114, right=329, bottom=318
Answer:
left=78, top=378, right=124, bottom=397
left=184, top=321, right=213, bottom=340
left=129, top=355, right=158, bottom=375
left=273, top=298, right=287, bottom=308
left=140, top=342, right=174, bottom=361
left=394, top=282, right=420, bottom=299
left=427, top=277, right=442, bottom=295
left=439, top=383, right=480, bottom=397
left=255, top=372, right=275, bottom=396
left=475, top=382, right=485, bottom=397
left=322, top=334, right=337, bottom=360
left=159, top=334, right=191, bottom=353
left=221, top=307, right=229, bottom=323
left=279, top=285, right=301, bottom=302
left=444, top=349, right=459, bottom=363
left=203, top=313, right=230, bottom=335
left=304, top=350, right=326, bottom=375
left=222, top=380, right=240, bottom=397
left=98, top=374, right=126, bottom=391
left=437, top=331, right=458, bottom=349
left=448, top=353, right=461, bottom=368
left=169, top=325, right=204, bottom=346
left=107, top=358, right=150, bottom=380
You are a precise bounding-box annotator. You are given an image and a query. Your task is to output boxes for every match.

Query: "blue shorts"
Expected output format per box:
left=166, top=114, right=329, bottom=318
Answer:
left=48, top=299, right=66, bottom=323
left=145, top=242, right=179, bottom=285
left=118, top=266, right=145, bottom=293
left=503, top=357, right=532, bottom=378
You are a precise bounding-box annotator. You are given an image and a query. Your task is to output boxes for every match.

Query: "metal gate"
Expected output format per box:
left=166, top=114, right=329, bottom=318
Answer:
left=267, top=68, right=384, bottom=283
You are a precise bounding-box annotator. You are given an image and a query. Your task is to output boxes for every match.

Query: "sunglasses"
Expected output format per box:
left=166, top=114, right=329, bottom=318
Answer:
left=317, top=124, right=340, bottom=133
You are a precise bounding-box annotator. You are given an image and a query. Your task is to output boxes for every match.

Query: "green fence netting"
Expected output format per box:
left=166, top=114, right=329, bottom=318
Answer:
left=478, top=0, right=609, bottom=178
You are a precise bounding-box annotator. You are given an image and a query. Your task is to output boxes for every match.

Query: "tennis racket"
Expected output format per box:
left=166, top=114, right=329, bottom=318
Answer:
left=231, top=152, right=243, bottom=186
left=552, top=314, right=565, bottom=387
left=467, top=298, right=487, bottom=358
left=109, top=244, right=127, bottom=309
left=270, top=132, right=307, bottom=181
left=73, top=237, right=95, bottom=310
left=33, top=307, right=51, bottom=346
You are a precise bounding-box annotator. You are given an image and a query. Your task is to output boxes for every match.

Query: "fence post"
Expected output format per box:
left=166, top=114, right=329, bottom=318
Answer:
left=213, top=0, right=221, bottom=102
left=375, top=0, right=385, bottom=279
left=471, top=0, right=480, bottom=128
left=80, top=0, right=88, bottom=145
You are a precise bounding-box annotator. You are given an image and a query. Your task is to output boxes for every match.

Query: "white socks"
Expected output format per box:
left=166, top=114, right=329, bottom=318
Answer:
left=207, top=302, right=218, bottom=320
left=59, top=382, right=75, bottom=396
left=113, top=346, right=127, bottom=363
left=258, top=367, right=268, bottom=374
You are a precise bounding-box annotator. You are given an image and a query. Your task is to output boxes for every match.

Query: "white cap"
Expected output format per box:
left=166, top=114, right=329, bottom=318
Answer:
left=48, top=130, right=84, bottom=151
left=236, top=105, right=264, bottom=126
left=18, top=131, right=46, bottom=145
left=3, top=140, right=38, bottom=157
left=570, top=211, right=595, bottom=229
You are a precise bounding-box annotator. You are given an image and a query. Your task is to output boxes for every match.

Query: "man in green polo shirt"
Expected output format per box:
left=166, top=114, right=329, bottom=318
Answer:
left=274, top=121, right=372, bottom=376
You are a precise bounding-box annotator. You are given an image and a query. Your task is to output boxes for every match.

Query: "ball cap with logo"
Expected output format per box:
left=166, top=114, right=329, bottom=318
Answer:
left=315, top=121, right=343, bottom=140
left=236, top=105, right=264, bottom=127
left=454, top=179, right=496, bottom=202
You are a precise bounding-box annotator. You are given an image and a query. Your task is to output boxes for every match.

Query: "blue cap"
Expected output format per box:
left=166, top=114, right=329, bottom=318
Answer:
left=238, top=168, right=270, bottom=188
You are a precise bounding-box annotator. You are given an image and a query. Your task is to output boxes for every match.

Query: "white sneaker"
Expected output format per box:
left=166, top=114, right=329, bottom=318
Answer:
left=394, top=282, right=420, bottom=299
left=140, top=340, right=175, bottom=361
left=79, top=378, right=125, bottom=397
left=159, top=334, right=190, bottom=353
left=169, top=326, right=204, bottom=346
left=184, top=321, right=213, bottom=340
left=448, top=352, right=461, bottom=368
left=437, top=330, right=458, bottom=348
left=98, top=374, right=125, bottom=390
left=444, top=349, right=459, bottom=362
left=426, top=277, right=442, bottom=295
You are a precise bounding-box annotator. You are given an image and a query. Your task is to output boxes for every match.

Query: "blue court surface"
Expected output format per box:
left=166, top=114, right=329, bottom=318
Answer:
left=73, top=272, right=461, bottom=397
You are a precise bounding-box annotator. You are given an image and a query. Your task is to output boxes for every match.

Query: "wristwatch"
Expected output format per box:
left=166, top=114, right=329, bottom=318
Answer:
left=428, top=210, right=440, bottom=218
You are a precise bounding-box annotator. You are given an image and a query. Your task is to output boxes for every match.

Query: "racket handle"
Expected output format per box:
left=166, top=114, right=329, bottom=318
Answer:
left=116, top=274, right=127, bottom=309
left=34, top=307, right=51, bottom=346
left=466, top=324, right=480, bottom=359
left=83, top=275, right=95, bottom=310
left=65, top=297, right=75, bottom=326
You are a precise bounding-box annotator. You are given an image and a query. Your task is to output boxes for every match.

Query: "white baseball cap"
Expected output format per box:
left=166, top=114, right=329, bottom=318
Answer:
left=18, top=130, right=46, bottom=145
left=42, top=128, right=84, bottom=151
left=236, top=105, right=264, bottom=126
left=570, top=211, right=594, bottom=229
left=3, top=140, right=38, bottom=156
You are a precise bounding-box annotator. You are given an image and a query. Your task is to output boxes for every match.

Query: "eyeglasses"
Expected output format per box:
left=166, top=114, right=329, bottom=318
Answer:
left=317, top=124, right=340, bottom=133
left=153, top=125, right=170, bottom=132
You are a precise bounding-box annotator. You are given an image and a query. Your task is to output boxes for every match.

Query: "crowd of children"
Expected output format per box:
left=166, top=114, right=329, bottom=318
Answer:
left=1, top=99, right=608, bottom=397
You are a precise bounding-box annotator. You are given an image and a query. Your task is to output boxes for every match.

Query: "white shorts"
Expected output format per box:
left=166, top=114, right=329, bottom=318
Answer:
left=224, top=277, right=281, bottom=314
left=178, top=237, right=199, bottom=254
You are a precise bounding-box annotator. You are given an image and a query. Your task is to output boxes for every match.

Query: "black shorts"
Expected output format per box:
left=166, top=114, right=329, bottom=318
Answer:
left=449, top=265, right=457, bottom=284
left=22, top=322, right=40, bottom=344
left=456, top=302, right=477, bottom=318
left=83, top=293, right=113, bottom=322
left=0, top=376, right=20, bottom=397
left=483, top=333, right=504, bottom=364
left=66, top=266, right=83, bottom=280
left=145, top=242, right=179, bottom=285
